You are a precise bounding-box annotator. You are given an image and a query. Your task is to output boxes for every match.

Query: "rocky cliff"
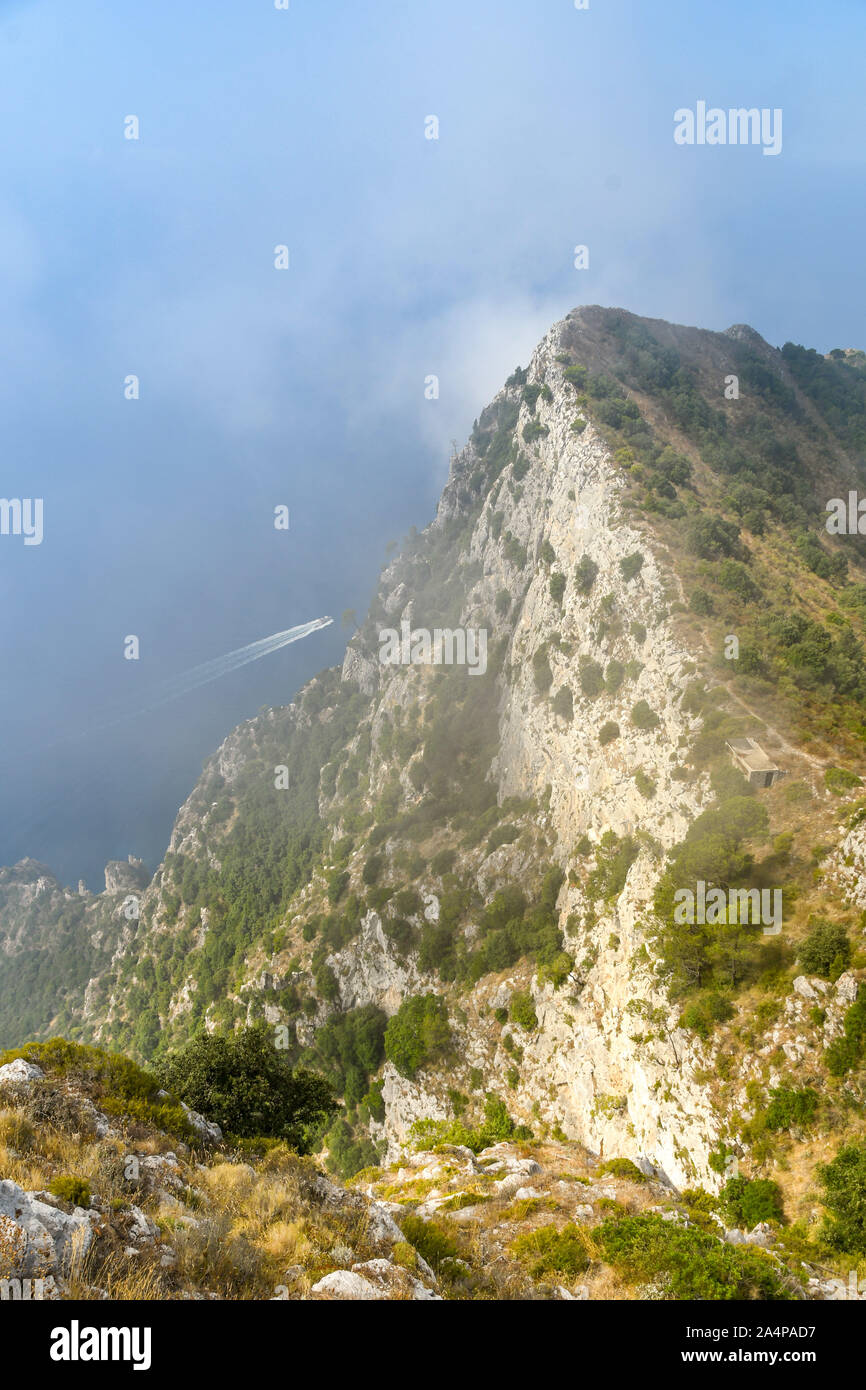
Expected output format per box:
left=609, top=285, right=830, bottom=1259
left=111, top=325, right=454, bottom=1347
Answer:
left=4, top=305, right=866, bottom=1229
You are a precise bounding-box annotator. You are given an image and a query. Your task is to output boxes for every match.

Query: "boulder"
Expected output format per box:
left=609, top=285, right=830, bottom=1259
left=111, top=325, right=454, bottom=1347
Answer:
left=0, top=1059, right=44, bottom=1088
left=179, top=1102, right=222, bottom=1145
left=311, top=1270, right=387, bottom=1300
left=0, top=1180, right=96, bottom=1277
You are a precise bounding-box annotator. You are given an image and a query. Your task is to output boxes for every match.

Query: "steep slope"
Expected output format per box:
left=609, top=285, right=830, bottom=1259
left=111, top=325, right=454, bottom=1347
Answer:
left=4, top=306, right=866, bottom=1225
left=0, top=858, right=149, bottom=1049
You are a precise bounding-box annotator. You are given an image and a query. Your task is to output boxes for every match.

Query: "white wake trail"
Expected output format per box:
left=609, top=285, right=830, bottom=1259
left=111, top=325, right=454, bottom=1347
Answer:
left=131, top=617, right=334, bottom=715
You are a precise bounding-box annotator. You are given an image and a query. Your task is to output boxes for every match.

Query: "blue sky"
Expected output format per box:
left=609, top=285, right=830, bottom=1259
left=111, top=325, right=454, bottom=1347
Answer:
left=1, top=0, right=864, bottom=885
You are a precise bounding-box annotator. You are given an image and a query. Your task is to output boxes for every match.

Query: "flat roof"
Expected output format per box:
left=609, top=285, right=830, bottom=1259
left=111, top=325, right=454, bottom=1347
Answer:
left=725, top=738, right=779, bottom=772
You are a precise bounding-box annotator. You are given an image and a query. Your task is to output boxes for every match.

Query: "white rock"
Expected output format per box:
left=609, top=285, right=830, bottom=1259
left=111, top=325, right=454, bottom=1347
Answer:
left=311, top=1270, right=387, bottom=1300
left=792, top=976, right=829, bottom=1002
left=0, top=1059, right=44, bottom=1087
left=0, top=1180, right=96, bottom=1277
left=179, top=1102, right=222, bottom=1144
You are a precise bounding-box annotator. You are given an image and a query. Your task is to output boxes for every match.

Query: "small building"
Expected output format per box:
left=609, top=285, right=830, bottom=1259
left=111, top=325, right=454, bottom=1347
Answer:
left=725, top=738, right=787, bottom=789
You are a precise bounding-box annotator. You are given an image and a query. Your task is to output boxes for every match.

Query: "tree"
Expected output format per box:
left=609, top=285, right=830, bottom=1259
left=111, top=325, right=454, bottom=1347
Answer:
left=575, top=554, right=599, bottom=595
left=797, top=919, right=851, bottom=979
left=384, top=994, right=451, bottom=1079
left=157, top=1023, right=337, bottom=1148
left=819, top=1143, right=866, bottom=1254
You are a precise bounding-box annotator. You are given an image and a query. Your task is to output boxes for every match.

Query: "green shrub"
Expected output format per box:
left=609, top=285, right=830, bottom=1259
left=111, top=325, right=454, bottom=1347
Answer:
left=598, top=721, right=620, bottom=747
left=384, top=994, right=451, bottom=1079
left=431, top=849, right=456, bottom=876
left=575, top=555, right=599, bottom=595
left=362, top=852, right=385, bottom=885
left=631, top=700, right=660, bottom=730
left=690, top=588, right=714, bottom=615
left=550, top=572, right=566, bottom=606
left=619, top=552, right=644, bottom=581
left=763, top=1086, right=819, bottom=1133
left=597, top=1214, right=792, bottom=1300
left=634, top=769, right=656, bottom=798
left=533, top=647, right=554, bottom=694
left=579, top=658, right=605, bottom=699
left=604, top=659, right=625, bottom=694
left=48, top=1175, right=92, bottom=1208
left=511, top=1223, right=589, bottom=1279
left=509, top=990, right=538, bottom=1032
left=410, top=1093, right=531, bottom=1154
left=398, top=1212, right=460, bottom=1270
left=720, top=1176, right=785, bottom=1228
left=825, top=767, right=862, bottom=796
left=818, top=1142, right=866, bottom=1253
left=552, top=687, right=574, bottom=721
left=597, top=1157, right=646, bottom=1183
left=157, top=1024, right=337, bottom=1148
left=487, top=823, right=520, bottom=853
left=797, top=918, right=851, bottom=978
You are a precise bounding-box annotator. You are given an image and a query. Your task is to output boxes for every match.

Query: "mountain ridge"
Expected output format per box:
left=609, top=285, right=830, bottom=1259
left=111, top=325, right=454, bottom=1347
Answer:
left=3, top=304, right=866, bottom=1223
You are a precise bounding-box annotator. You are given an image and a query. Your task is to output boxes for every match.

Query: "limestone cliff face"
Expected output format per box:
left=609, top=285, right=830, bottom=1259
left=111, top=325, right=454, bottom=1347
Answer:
left=319, top=315, right=723, bottom=1185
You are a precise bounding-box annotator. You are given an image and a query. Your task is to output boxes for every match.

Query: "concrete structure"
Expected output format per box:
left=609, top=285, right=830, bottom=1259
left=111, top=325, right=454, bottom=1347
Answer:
left=725, top=738, right=786, bottom=789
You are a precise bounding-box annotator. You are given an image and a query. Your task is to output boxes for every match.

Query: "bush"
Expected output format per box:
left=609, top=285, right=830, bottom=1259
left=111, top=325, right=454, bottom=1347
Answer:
left=825, top=767, right=862, bottom=796
left=634, top=769, right=656, bottom=798
left=550, top=572, right=566, bottom=606
left=690, top=588, right=714, bottom=616
left=509, top=990, right=538, bottom=1032
left=410, top=1094, right=531, bottom=1154
left=598, top=721, right=620, bottom=747
left=597, top=1214, right=791, bottom=1299
left=48, top=1175, right=92, bottom=1208
left=157, top=1024, right=337, bottom=1148
left=398, top=1212, right=460, bottom=1271
left=631, top=700, right=660, bottom=730
left=687, top=516, right=742, bottom=561
left=532, top=647, right=554, bottom=694
left=797, top=919, right=851, bottom=979
left=362, top=853, right=385, bottom=886
left=431, top=849, right=456, bottom=877
left=384, top=994, right=451, bottom=1079
left=720, top=1176, right=785, bottom=1228
left=575, top=555, right=599, bottom=595
left=604, top=659, right=625, bottom=694
left=619, top=552, right=644, bottom=582
left=511, top=1223, right=589, bottom=1279
left=552, top=687, right=574, bottom=721
left=826, top=991, right=866, bottom=1076
left=763, top=1086, right=819, bottom=1133
left=579, top=658, right=605, bottom=699
left=818, top=1143, right=866, bottom=1253
left=487, top=823, right=520, bottom=853
left=597, top=1157, right=646, bottom=1183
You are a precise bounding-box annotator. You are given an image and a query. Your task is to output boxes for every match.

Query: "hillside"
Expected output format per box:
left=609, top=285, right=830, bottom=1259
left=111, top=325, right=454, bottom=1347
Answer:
left=3, top=305, right=866, bottom=1298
